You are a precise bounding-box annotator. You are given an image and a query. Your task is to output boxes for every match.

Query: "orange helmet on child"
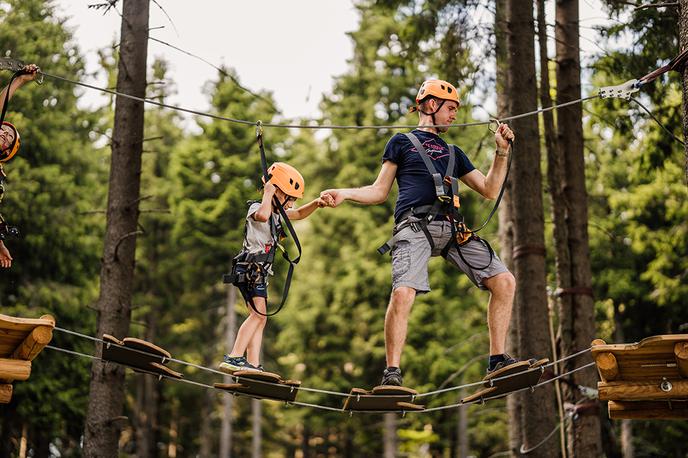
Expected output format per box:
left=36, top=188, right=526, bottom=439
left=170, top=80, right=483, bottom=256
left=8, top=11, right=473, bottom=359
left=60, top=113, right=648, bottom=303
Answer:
left=409, top=79, right=460, bottom=113
left=264, top=162, right=304, bottom=199
left=0, top=122, right=20, bottom=163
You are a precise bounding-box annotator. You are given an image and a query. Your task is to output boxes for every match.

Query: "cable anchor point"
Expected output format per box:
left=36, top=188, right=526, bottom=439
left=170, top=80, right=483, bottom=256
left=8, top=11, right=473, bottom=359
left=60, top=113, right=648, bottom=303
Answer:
left=599, top=79, right=641, bottom=100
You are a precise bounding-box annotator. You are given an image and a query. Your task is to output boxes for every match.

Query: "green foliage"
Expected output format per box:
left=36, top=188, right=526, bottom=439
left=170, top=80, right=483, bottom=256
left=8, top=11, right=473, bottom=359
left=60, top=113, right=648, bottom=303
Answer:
left=587, top=2, right=688, bottom=453
left=0, top=0, right=107, bottom=453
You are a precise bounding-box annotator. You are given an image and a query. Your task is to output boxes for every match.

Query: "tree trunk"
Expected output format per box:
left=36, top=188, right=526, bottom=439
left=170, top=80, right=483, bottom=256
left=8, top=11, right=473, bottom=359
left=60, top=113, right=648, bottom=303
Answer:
left=220, top=286, right=238, bottom=458
left=383, top=413, right=397, bottom=458
left=199, top=388, right=215, bottom=458
left=136, top=313, right=159, bottom=458
left=83, top=1, right=149, bottom=457
left=536, top=0, right=568, bottom=454
left=167, top=401, right=179, bottom=458
left=681, top=0, right=688, bottom=183
left=506, top=1, right=558, bottom=456
left=554, top=1, right=602, bottom=456
left=252, top=398, right=262, bottom=458
left=613, top=309, right=633, bottom=458
left=456, top=402, right=468, bottom=458
left=496, top=0, right=523, bottom=453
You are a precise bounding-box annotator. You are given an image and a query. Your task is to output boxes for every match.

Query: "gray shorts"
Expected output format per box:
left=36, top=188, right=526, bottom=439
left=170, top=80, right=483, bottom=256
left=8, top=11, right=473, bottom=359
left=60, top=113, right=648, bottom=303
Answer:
left=391, top=220, right=509, bottom=293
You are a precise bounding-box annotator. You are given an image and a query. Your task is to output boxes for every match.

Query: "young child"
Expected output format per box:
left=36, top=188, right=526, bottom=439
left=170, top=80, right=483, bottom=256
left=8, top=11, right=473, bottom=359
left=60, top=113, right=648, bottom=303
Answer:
left=220, top=162, right=333, bottom=372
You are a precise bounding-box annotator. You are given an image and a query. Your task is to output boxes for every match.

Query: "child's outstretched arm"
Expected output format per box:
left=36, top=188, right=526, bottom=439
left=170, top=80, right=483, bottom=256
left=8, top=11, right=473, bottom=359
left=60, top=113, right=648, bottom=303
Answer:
left=286, top=194, right=334, bottom=221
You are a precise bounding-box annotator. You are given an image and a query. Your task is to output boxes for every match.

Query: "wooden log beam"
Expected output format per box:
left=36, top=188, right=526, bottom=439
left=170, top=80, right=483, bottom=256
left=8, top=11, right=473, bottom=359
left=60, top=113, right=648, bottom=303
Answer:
left=599, top=380, right=688, bottom=401
left=592, top=339, right=619, bottom=382
left=675, top=342, right=688, bottom=378
left=11, top=317, right=54, bottom=361
left=0, top=384, right=12, bottom=403
left=608, top=400, right=688, bottom=419
left=0, top=358, right=32, bottom=381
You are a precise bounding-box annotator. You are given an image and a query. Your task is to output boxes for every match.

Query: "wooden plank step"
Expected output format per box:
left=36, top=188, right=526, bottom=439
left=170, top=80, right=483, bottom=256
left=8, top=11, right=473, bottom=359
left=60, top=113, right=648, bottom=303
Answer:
left=608, top=400, right=688, bottom=420
left=598, top=380, right=688, bottom=401
left=343, top=386, right=424, bottom=412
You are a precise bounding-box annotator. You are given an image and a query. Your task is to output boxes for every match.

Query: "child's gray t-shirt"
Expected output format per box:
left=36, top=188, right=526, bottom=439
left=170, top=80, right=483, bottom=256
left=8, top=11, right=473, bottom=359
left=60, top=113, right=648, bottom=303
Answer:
left=243, top=202, right=280, bottom=256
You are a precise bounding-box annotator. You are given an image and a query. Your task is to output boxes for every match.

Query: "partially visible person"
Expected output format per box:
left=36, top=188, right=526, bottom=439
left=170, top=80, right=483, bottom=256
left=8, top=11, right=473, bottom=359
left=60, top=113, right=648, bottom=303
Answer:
left=0, top=63, right=40, bottom=269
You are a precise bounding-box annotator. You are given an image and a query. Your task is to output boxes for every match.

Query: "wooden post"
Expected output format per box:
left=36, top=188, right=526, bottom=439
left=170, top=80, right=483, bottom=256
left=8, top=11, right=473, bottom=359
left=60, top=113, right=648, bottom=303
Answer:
left=11, top=325, right=53, bottom=361
left=0, top=383, right=12, bottom=403
left=594, top=352, right=619, bottom=382
left=0, top=358, right=31, bottom=381
left=674, top=342, right=688, bottom=378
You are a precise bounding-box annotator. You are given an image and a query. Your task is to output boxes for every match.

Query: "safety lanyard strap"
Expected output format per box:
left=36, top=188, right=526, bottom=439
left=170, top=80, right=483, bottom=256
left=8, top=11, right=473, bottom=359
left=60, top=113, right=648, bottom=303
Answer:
left=244, top=123, right=301, bottom=317
left=471, top=140, right=513, bottom=234
left=0, top=71, right=21, bottom=127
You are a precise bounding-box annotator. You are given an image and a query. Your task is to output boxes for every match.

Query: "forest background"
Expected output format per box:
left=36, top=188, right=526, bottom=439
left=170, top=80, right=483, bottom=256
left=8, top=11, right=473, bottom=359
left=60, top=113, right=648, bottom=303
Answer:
left=1, top=0, right=687, bottom=457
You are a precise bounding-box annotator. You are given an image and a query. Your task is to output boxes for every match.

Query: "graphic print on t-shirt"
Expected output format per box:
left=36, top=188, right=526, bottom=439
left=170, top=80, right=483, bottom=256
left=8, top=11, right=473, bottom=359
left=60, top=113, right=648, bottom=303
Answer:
left=410, top=139, right=451, bottom=161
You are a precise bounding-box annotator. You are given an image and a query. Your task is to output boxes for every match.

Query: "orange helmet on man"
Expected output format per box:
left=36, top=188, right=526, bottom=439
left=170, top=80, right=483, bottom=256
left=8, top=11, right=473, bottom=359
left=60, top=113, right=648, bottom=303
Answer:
left=409, top=79, right=460, bottom=113
left=264, top=162, right=304, bottom=199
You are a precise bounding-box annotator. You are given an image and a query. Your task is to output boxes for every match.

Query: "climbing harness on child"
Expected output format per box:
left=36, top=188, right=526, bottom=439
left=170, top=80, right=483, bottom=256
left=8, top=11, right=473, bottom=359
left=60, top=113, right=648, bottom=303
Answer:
left=223, top=122, right=302, bottom=317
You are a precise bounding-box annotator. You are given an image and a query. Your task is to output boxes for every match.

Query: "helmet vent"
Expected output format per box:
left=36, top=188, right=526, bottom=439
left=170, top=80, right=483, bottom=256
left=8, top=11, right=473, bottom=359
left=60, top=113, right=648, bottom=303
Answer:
left=289, top=178, right=294, bottom=184
left=295, top=183, right=300, bottom=190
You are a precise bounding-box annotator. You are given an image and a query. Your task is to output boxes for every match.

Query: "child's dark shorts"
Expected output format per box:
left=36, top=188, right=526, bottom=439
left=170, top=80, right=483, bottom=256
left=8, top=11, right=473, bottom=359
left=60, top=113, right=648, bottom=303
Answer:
left=235, top=263, right=268, bottom=300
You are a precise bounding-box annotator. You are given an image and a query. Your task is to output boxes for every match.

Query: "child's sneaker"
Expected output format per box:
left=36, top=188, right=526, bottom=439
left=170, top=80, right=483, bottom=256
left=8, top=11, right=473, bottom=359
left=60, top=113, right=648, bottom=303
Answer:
left=255, top=364, right=265, bottom=372
left=380, top=367, right=403, bottom=386
left=219, top=355, right=257, bottom=373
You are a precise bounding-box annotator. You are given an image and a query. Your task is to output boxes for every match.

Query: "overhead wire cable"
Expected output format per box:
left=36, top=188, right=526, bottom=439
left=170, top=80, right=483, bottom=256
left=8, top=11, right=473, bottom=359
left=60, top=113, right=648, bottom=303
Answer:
left=40, top=70, right=598, bottom=131
left=629, top=96, right=685, bottom=146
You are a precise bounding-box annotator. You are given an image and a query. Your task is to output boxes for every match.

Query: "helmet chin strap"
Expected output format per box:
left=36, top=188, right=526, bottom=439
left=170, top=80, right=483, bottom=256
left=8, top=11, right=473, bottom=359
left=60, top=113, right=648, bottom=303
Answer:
left=418, top=99, right=446, bottom=133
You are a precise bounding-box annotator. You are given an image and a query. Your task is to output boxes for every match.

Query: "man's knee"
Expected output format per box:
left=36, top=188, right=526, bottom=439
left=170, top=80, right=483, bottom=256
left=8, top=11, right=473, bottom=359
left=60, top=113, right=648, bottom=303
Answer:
left=485, top=271, right=515, bottom=295
left=389, top=286, right=416, bottom=310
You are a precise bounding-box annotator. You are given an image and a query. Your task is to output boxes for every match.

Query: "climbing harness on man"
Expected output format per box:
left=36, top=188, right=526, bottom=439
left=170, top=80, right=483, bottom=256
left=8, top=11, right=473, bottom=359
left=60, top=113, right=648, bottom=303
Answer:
left=378, top=81, right=513, bottom=271
left=223, top=122, right=302, bottom=317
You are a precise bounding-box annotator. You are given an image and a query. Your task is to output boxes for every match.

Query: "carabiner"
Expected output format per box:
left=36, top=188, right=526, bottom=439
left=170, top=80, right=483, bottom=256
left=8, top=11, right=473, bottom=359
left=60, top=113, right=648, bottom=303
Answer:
left=488, top=118, right=501, bottom=134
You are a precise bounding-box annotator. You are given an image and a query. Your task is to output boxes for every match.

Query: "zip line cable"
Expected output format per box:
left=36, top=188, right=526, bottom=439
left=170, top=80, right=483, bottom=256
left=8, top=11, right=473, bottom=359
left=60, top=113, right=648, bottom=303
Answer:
left=40, top=69, right=599, bottom=131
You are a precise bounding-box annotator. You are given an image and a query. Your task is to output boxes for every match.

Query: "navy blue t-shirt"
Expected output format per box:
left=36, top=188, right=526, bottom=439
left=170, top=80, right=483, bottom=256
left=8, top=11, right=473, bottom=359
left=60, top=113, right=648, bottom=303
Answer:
left=382, top=130, right=475, bottom=223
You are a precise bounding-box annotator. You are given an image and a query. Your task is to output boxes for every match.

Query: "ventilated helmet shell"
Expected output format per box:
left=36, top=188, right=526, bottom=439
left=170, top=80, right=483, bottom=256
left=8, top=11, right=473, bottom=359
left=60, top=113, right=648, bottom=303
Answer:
left=410, top=79, right=460, bottom=113
left=0, top=122, right=20, bottom=163
left=265, top=162, right=304, bottom=199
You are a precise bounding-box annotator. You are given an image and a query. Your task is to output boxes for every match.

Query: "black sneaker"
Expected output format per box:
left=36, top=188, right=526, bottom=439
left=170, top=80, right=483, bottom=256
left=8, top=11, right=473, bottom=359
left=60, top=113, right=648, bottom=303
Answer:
left=380, top=367, right=403, bottom=386
left=486, top=354, right=536, bottom=375
left=219, top=355, right=257, bottom=373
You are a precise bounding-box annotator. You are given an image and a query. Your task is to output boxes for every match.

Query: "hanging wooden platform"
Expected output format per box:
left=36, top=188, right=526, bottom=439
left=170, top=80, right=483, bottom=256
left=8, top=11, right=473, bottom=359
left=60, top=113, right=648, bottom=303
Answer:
left=101, top=334, right=182, bottom=379
left=592, top=335, right=688, bottom=419
left=343, top=385, right=425, bottom=412
left=214, top=369, right=301, bottom=402
left=0, top=313, right=55, bottom=403
left=461, top=358, right=549, bottom=404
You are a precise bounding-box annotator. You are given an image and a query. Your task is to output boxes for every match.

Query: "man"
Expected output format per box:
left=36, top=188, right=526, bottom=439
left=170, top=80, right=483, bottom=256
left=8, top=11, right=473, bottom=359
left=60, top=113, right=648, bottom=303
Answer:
left=321, top=79, right=521, bottom=386
left=0, top=63, right=40, bottom=268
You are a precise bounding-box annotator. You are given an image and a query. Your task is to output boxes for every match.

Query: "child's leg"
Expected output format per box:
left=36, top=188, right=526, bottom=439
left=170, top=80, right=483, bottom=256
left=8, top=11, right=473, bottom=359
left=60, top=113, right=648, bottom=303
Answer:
left=229, top=297, right=267, bottom=359
left=246, top=297, right=267, bottom=366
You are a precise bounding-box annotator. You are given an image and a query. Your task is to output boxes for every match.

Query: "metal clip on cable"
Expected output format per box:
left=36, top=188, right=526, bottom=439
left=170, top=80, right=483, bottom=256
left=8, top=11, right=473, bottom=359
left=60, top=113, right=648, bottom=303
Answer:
left=599, top=79, right=641, bottom=100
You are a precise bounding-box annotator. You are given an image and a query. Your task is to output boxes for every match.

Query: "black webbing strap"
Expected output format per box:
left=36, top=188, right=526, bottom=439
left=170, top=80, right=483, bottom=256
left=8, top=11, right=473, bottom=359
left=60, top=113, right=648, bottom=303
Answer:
left=0, top=71, right=22, bottom=127
left=404, top=133, right=446, bottom=200
left=471, top=139, right=513, bottom=234
left=238, top=122, right=301, bottom=317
